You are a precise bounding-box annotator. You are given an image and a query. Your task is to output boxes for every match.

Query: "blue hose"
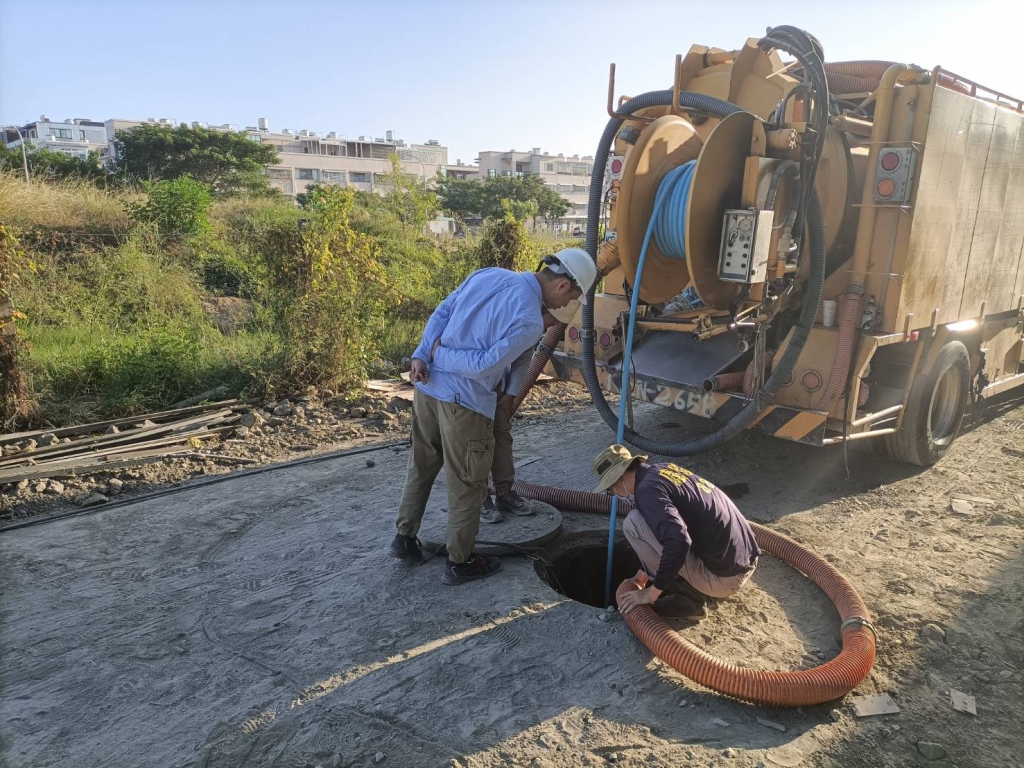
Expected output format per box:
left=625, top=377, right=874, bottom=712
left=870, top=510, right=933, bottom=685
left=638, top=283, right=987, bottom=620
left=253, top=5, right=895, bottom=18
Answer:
left=605, top=162, right=696, bottom=607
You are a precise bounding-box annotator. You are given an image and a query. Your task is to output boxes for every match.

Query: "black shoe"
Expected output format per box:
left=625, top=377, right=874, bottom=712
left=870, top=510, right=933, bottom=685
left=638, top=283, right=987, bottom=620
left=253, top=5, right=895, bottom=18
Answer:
left=653, top=593, right=708, bottom=620
left=388, top=533, right=423, bottom=563
left=495, top=489, right=533, bottom=516
left=480, top=495, right=504, bottom=524
left=441, top=553, right=502, bottom=585
left=668, top=576, right=707, bottom=601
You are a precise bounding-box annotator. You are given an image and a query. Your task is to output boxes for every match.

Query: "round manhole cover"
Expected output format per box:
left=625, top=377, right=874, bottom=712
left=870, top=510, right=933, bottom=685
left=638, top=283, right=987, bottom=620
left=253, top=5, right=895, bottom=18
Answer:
left=419, top=499, right=562, bottom=556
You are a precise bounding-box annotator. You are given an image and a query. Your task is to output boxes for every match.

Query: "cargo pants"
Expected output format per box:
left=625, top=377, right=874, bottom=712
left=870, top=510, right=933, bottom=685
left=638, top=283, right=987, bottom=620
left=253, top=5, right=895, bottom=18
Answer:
left=395, top=389, right=495, bottom=564
left=490, top=401, right=515, bottom=495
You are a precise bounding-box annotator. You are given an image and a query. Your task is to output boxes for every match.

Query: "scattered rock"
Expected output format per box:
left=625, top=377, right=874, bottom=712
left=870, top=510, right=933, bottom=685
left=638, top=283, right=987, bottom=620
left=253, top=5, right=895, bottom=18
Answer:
left=950, top=499, right=973, bottom=516
left=678, top=699, right=688, bottom=707
left=234, top=426, right=251, bottom=440
left=449, top=760, right=463, bottom=768
left=987, top=512, right=1009, bottom=526
left=273, top=402, right=292, bottom=417
left=711, top=717, right=730, bottom=727
left=365, top=459, right=376, bottom=468
left=33, top=481, right=48, bottom=493
left=722, top=748, right=738, bottom=758
left=239, top=412, right=264, bottom=429
left=38, top=432, right=58, bottom=447
left=920, top=623, right=946, bottom=644
left=62, top=438, right=72, bottom=444
left=107, top=478, right=124, bottom=496
left=331, top=755, right=343, bottom=768
left=76, top=493, right=108, bottom=507
left=16, top=479, right=29, bottom=491
left=104, top=426, right=119, bottom=436
left=917, top=741, right=946, bottom=760
left=19, top=439, right=37, bottom=452
left=352, top=407, right=367, bottom=418
left=374, top=753, right=386, bottom=764
left=46, top=481, right=65, bottom=495
left=378, top=411, right=398, bottom=425
left=756, top=716, right=786, bottom=732
left=829, top=709, right=842, bottom=722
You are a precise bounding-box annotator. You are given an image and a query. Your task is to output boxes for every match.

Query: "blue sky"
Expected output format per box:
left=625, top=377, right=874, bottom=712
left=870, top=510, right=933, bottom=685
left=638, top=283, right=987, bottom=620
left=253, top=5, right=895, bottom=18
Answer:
left=2, top=0, right=1021, bottom=163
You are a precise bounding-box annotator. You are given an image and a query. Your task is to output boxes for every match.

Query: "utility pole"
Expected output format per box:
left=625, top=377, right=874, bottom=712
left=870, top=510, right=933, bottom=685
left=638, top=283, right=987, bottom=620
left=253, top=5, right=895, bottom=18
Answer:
left=3, top=126, right=30, bottom=183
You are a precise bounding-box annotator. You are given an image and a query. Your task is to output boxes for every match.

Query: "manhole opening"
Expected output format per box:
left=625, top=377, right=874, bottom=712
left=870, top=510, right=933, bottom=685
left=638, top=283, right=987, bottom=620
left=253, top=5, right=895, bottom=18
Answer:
left=536, top=541, right=641, bottom=609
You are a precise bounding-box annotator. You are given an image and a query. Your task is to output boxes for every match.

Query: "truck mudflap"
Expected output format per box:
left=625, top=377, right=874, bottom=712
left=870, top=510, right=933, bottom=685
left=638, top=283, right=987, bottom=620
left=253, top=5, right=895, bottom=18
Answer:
left=549, top=353, right=828, bottom=446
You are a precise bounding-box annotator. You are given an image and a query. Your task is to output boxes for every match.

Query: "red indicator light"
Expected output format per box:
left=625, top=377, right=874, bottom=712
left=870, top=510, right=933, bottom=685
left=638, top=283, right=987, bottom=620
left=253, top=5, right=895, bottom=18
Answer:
left=599, top=332, right=612, bottom=348
left=880, top=151, right=901, bottom=172
left=801, top=370, right=823, bottom=392
left=877, top=178, right=897, bottom=198
left=611, top=159, right=623, bottom=174
left=568, top=326, right=580, bottom=342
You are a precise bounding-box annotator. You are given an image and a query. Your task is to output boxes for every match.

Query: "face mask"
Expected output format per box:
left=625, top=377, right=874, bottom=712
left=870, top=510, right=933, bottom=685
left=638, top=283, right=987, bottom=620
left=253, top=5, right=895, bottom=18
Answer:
left=547, top=298, right=580, bottom=324
left=616, top=492, right=636, bottom=504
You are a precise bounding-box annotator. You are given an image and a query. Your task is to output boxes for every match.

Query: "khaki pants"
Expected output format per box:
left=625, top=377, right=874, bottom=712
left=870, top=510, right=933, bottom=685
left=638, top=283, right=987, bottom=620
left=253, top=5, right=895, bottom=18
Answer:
left=395, top=389, right=495, bottom=564
left=623, top=509, right=756, bottom=599
left=490, top=402, right=514, bottom=495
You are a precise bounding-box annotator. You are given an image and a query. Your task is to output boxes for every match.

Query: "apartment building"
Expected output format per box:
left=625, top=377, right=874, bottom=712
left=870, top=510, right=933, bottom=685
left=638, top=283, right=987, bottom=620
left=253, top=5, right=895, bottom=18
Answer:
left=476, top=148, right=595, bottom=229
left=3, top=116, right=108, bottom=158
left=238, top=121, right=447, bottom=198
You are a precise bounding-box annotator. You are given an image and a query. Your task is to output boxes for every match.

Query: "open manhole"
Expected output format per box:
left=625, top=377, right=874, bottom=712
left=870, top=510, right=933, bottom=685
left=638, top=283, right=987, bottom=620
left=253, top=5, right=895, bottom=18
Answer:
left=535, top=533, right=641, bottom=609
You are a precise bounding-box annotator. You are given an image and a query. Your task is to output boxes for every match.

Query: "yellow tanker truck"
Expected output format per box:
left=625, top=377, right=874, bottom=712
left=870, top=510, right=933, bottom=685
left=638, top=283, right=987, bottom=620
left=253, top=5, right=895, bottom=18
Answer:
left=548, top=26, right=1024, bottom=466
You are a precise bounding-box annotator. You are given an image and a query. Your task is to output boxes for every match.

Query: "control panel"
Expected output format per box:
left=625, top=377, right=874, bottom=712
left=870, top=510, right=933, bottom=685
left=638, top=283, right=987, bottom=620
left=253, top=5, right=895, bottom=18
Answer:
left=718, top=209, right=774, bottom=284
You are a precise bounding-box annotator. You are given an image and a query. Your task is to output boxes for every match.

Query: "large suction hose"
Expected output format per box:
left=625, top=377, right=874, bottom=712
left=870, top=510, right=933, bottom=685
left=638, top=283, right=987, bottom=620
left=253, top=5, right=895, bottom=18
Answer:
left=581, top=90, right=828, bottom=456
left=512, top=322, right=567, bottom=412
left=512, top=482, right=877, bottom=707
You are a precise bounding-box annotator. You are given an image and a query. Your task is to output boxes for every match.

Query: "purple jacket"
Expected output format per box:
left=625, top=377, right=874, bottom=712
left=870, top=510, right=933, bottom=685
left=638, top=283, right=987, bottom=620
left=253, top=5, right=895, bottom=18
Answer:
left=632, top=462, right=760, bottom=591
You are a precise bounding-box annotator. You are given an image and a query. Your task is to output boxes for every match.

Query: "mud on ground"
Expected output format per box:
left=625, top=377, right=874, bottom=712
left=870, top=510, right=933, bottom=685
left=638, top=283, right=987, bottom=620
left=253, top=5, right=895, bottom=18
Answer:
left=0, top=390, right=1021, bottom=768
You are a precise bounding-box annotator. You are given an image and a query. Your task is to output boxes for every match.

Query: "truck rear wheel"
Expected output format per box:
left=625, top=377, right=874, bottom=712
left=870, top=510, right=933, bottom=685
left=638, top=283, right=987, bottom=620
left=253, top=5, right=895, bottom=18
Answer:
left=884, top=340, right=970, bottom=467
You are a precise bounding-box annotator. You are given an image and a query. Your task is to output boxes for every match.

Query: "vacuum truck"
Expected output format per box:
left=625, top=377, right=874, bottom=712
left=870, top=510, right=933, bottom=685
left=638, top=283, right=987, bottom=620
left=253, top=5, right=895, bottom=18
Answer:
left=546, top=26, right=1024, bottom=466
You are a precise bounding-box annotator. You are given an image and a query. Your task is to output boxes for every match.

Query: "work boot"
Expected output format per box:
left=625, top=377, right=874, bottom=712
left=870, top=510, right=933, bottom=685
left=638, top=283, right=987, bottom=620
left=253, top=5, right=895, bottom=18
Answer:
left=653, top=593, right=708, bottom=621
left=495, top=489, right=533, bottom=516
left=480, top=495, right=504, bottom=524
left=441, top=553, right=502, bottom=585
left=387, top=532, right=423, bottom=563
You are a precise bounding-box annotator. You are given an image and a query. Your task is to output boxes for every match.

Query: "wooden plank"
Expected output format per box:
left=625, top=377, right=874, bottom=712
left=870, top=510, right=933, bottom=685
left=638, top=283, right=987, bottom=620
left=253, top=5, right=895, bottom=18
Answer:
left=0, top=410, right=234, bottom=468
left=0, top=434, right=222, bottom=484
left=0, top=400, right=244, bottom=446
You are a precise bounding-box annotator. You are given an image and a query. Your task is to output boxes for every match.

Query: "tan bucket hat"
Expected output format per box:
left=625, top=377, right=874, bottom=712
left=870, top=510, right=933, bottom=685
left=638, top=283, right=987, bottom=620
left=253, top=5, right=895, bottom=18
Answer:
left=592, top=444, right=647, bottom=494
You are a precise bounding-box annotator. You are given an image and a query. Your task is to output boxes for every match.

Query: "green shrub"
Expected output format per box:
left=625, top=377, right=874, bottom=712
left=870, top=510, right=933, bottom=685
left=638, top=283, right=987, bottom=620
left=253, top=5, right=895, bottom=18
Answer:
left=127, top=175, right=212, bottom=236
left=258, top=184, right=393, bottom=389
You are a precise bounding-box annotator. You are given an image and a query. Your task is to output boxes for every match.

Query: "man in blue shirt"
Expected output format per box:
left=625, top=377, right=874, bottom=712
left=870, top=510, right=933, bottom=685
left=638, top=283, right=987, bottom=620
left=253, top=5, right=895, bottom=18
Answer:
left=389, top=249, right=597, bottom=585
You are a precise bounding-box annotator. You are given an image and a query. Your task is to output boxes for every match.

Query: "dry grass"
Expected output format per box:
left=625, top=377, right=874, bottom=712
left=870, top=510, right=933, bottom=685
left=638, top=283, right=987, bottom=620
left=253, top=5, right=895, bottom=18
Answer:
left=0, top=172, right=135, bottom=233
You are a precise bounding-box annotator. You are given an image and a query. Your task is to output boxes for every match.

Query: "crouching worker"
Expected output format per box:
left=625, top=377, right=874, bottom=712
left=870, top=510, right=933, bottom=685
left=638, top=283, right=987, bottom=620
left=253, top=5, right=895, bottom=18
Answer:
left=388, top=249, right=596, bottom=585
left=592, top=445, right=760, bottom=619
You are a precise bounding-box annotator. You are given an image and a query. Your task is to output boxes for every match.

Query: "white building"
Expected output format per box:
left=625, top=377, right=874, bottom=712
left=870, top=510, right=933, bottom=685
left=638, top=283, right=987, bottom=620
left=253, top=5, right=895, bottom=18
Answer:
left=475, top=148, right=595, bottom=230
left=233, top=120, right=448, bottom=198
left=4, top=116, right=108, bottom=158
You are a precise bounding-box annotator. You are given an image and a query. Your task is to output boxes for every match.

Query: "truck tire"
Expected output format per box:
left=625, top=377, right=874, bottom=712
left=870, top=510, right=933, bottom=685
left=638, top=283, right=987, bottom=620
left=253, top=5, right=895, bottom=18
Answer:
left=884, top=340, right=970, bottom=466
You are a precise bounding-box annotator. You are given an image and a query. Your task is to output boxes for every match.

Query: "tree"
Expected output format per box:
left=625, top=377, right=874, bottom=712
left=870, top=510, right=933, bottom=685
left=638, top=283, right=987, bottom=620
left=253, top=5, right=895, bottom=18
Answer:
left=0, top=143, right=107, bottom=184
left=436, top=175, right=483, bottom=222
left=111, top=123, right=280, bottom=196
left=436, top=173, right=571, bottom=227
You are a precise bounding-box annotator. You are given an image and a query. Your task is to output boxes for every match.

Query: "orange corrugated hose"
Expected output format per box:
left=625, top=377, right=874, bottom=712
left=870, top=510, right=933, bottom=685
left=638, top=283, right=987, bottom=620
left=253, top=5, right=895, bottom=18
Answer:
left=514, top=483, right=877, bottom=707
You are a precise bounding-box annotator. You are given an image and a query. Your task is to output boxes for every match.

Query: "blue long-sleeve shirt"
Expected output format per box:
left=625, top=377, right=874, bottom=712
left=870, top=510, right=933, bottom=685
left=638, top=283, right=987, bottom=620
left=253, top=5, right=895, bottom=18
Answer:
left=412, top=268, right=545, bottom=418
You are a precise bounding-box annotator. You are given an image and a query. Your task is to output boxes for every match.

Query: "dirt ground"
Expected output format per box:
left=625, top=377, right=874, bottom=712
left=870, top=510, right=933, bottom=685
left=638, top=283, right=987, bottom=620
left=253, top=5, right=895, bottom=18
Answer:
left=1, top=390, right=1022, bottom=768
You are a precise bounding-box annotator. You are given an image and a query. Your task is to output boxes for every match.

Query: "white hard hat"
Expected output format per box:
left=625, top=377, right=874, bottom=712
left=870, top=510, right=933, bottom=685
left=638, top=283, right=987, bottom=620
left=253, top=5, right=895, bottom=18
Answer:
left=545, top=247, right=597, bottom=304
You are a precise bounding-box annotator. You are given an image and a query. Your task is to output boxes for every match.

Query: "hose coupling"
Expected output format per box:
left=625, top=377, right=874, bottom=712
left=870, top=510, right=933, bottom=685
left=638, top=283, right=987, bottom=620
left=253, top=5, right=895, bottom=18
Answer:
left=839, top=615, right=877, bottom=642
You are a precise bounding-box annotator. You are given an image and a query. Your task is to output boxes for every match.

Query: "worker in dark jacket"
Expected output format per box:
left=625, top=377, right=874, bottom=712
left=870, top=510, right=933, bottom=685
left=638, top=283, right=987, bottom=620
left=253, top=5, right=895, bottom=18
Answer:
left=593, top=444, right=760, bottom=619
